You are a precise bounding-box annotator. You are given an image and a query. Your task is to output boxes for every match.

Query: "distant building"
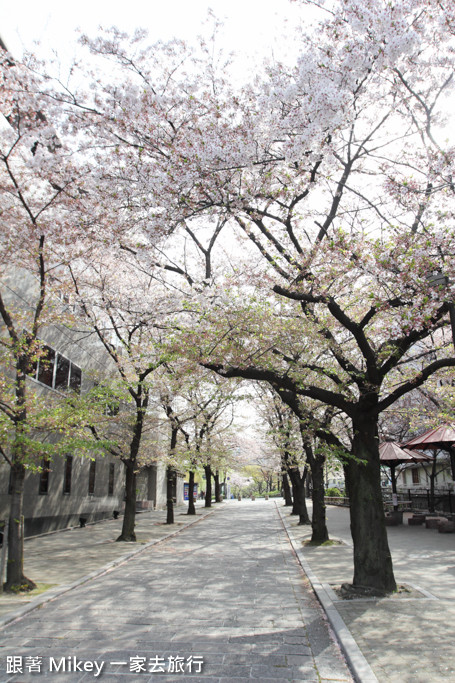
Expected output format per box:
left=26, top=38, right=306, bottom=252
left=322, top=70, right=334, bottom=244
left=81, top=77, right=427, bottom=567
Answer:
left=396, top=455, right=454, bottom=491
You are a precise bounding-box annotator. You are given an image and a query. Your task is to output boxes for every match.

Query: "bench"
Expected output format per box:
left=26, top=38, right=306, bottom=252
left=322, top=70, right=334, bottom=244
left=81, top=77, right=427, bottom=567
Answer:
left=425, top=516, right=448, bottom=529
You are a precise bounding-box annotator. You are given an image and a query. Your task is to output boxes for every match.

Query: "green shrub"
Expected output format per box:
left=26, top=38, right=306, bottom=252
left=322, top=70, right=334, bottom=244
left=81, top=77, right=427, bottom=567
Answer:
left=325, top=487, right=343, bottom=497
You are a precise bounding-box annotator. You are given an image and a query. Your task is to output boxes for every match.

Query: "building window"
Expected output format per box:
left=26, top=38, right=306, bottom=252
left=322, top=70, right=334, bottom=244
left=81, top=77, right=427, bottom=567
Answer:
left=55, top=355, right=71, bottom=391
left=29, top=343, right=81, bottom=394
left=63, top=455, right=73, bottom=494
left=39, top=458, right=51, bottom=494
left=70, top=364, right=82, bottom=393
left=402, top=470, right=407, bottom=486
left=412, top=468, right=420, bottom=484
left=108, top=463, right=115, bottom=496
left=37, top=346, right=55, bottom=387
left=88, top=460, right=96, bottom=495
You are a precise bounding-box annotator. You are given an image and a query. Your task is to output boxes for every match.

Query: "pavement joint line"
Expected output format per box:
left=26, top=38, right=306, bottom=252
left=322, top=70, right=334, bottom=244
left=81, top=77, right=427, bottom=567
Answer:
left=275, top=502, right=379, bottom=683
left=0, top=506, right=218, bottom=631
left=402, top=582, right=439, bottom=601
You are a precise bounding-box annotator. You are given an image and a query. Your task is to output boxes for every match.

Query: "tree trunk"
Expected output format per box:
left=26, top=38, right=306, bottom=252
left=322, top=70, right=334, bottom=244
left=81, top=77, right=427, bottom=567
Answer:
left=204, top=465, right=212, bottom=508
left=282, top=472, right=293, bottom=506
left=390, top=464, right=398, bottom=511
left=348, top=414, right=397, bottom=594
left=288, top=467, right=310, bottom=524
left=305, top=471, right=312, bottom=497
left=5, top=366, right=36, bottom=592
left=117, top=461, right=136, bottom=541
left=291, top=478, right=299, bottom=515
left=214, top=470, right=222, bottom=502
left=429, top=456, right=437, bottom=513
left=309, top=452, right=329, bottom=543
left=299, top=431, right=330, bottom=543
left=166, top=466, right=175, bottom=524
left=187, top=470, right=196, bottom=515
left=117, top=391, right=148, bottom=542
left=5, top=462, right=36, bottom=591
left=343, top=464, right=350, bottom=499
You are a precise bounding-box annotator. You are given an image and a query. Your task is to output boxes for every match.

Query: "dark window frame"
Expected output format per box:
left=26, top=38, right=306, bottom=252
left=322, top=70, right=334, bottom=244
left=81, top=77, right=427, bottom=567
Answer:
left=55, top=354, right=71, bottom=391
left=28, top=342, right=82, bottom=394
left=108, top=463, right=115, bottom=496
left=88, top=460, right=96, bottom=495
left=38, top=457, right=51, bottom=495
left=63, top=455, right=73, bottom=495
left=36, top=345, right=56, bottom=387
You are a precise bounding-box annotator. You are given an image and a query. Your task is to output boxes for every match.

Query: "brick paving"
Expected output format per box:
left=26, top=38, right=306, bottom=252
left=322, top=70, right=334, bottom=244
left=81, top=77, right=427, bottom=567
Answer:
left=0, top=501, right=352, bottom=682
left=0, top=506, right=214, bottom=620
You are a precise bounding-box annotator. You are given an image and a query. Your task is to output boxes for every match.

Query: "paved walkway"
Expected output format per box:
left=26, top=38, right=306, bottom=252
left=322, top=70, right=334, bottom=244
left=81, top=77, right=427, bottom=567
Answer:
left=0, top=501, right=352, bottom=682
left=0, top=505, right=214, bottom=620
left=280, top=502, right=455, bottom=683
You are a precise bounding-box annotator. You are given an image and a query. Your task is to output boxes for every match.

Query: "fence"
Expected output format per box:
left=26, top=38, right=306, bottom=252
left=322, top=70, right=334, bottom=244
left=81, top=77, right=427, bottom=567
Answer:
left=325, top=490, right=455, bottom=514
left=324, top=496, right=350, bottom=507
left=398, top=489, right=454, bottom=514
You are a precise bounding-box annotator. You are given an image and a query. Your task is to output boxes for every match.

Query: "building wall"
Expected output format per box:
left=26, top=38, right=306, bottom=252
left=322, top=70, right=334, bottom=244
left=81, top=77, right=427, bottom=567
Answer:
left=0, top=266, right=167, bottom=536
left=135, top=465, right=184, bottom=510
left=396, top=455, right=454, bottom=490
left=0, top=454, right=125, bottom=536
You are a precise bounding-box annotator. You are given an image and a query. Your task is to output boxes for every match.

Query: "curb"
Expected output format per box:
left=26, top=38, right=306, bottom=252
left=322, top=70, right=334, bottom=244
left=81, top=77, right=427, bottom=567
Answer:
left=0, top=507, right=218, bottom=631
left=276, top=504, right=379, bottom=683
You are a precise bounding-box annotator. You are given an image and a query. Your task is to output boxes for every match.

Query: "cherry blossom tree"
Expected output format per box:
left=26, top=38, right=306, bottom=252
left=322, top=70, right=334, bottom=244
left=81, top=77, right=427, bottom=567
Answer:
left=69, top=253, right=177, bottom=541
left=0, top=47, right=105, bottom=590
left=255, top=385, right=310, bottom=520
left=17, top=0, right=455, bottom=595
left=185, top=0, right=455, bottom=594
left=159, top=366, right=238, bottom=516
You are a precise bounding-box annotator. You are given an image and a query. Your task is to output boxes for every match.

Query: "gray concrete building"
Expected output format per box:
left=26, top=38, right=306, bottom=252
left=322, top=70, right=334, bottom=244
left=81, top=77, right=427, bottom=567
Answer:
left=0, top=267, right=177, bottom=537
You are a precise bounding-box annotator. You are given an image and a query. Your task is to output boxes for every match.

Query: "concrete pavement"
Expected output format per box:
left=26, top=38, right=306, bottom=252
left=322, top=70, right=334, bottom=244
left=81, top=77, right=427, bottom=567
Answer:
left=0, top=501, right=353, bottom=682
left=279, top=501, right=455, bottom=683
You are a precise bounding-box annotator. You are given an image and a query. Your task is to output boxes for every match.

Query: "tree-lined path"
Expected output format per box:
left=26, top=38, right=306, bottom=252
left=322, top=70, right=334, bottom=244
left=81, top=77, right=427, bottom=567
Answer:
left=0, top=501, right=352, bottom=682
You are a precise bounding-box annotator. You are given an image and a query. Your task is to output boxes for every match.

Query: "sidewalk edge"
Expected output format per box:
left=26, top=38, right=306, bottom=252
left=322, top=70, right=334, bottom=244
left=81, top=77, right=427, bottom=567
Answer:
left=276, top=504, right=379, bottom=683
left=0, top=507, right=217, bottom=631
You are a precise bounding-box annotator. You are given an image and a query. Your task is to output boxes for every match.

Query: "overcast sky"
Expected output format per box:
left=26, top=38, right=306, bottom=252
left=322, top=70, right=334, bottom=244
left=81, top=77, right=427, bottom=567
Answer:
left=0, top=0, right=305, bottom=73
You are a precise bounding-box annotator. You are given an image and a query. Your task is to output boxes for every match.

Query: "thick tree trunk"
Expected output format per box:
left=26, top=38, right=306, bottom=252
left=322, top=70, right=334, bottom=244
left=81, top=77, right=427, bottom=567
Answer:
left=166, top=426, right=178, bottom=524
left=214, top=470, right=222, bottom=502
left=117, top=461, right=136, bottom=541
left=298, top=432, right=330, bottom=543
left=166, top=466, right=175, bottom=524
left=117, top=391, right=148, bottom=541
left=343, top=464, right=350, bottom=499
left=291, top=479, right=299, bottom=515
left=282, top=472, right=293, bottom=506
left=348, top=415, right=397, bottom=595
left=5, top=462, right=36, bottom=591
left=5, top=366, right=36, bottom=592
left=187, top=470, right=196, bottom=515
left=305, top=471, right=312, bottom=497
left=288, top=467, right=310, bottom=524
left=204, top=465, right=212, bottom=508
left=310, top=452, right=329, bottom=543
